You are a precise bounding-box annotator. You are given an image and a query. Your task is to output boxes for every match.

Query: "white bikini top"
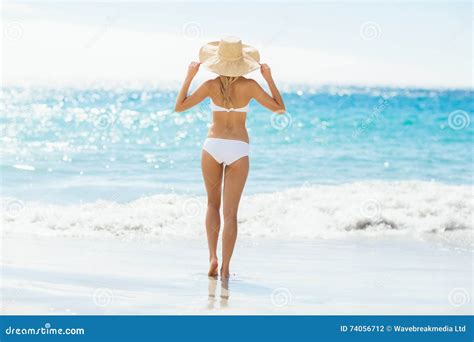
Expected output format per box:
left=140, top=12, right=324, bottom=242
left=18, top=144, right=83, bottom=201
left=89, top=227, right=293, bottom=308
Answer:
left=210, top=100, right=249, bottom=113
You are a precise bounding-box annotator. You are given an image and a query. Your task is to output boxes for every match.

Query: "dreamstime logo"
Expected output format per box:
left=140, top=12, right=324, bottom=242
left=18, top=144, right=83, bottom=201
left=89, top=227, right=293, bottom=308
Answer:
left=4, top=199, right=25, bottom=219
left=359, top=199, right=381, bottom=219
left=197, top=101, right=212, bottom=122
left=182, top=21, right=202, bottom=40
left=3, top=22, right=24, bottom=41
left=182, top=198, right=202, bottom=218
left=198, top=101, right=211, bottom=114
left=270, top=287, right=292, bottom=307
left=352, top=97, right=389, bottom=139
left=448, top=110, right=470, bottom=131
left=93, top=113, right=115, bottom=130
left=270, top=112, right=292, bottom=130
left=359, top=21, right=382, bottom=41
left=93, top=288, right=114, bottom=307
left=448, top=287, right=470, bottom=307
left=106, top=191, right=123, bottom=203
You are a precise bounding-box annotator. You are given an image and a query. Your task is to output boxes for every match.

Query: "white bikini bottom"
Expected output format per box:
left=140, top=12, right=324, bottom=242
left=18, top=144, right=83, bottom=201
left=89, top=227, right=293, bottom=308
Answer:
left=202, top=138, right=249, bottom=165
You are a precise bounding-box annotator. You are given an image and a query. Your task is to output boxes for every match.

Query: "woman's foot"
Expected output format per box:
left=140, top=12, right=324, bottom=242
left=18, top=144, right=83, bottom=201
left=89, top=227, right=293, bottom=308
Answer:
left=220, top=266, right=230, bottom=279
left=208, top=258, right=219, bottom=277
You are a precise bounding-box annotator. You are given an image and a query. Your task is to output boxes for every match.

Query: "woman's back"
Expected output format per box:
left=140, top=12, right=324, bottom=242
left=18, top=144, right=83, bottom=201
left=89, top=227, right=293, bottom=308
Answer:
left=206, top=76, right=253, bottom=143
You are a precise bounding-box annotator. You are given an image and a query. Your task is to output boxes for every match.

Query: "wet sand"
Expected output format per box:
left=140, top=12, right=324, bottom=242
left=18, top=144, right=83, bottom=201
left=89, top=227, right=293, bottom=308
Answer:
left=1, top=235, right=472, bottom=315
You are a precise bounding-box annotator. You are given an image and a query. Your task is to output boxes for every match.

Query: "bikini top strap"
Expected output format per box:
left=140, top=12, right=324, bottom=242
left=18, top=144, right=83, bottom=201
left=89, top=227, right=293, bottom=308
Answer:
left=210, top=100, right=249, bottom=113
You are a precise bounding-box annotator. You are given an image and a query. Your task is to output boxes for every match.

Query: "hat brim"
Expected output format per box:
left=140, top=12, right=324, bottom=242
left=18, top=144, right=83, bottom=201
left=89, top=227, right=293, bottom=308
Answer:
left=199, top=41, right=260, bottom=77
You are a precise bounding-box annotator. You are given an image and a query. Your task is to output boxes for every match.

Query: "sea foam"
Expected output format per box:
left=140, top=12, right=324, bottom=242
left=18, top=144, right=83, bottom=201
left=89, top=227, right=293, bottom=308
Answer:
left=2, top=181, right=472, bottom=249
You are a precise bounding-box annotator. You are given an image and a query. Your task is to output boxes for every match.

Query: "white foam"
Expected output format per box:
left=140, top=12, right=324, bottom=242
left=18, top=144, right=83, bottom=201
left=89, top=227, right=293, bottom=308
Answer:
left=2, top=181, right=473, bottom=249
left=12, top=164, right=36, bottom=171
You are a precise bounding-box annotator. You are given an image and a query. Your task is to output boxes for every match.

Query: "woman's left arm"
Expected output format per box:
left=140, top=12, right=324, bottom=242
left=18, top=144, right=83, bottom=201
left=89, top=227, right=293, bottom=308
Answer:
left=175, top=62, right=210, bottom=112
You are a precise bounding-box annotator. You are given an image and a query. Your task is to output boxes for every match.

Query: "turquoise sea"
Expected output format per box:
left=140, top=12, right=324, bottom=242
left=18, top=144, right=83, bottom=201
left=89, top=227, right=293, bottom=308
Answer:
left=2, top=86, right=472, bottom=203
left=1, top=85, right=472, bottom=246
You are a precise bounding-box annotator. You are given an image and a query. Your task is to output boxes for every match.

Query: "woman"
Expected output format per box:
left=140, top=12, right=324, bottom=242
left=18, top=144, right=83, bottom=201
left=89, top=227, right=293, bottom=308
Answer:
left=175, top=37, right=285, bottom=278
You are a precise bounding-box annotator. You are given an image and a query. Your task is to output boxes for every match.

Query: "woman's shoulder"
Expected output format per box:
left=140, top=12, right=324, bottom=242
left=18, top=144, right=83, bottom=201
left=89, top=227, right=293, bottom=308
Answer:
left=234, top=77, right=258, bottom=90
left=236, top=77, right=259, bottom=94
left=239, top=76, right=255, bottom=83
left=202, top=78, right=220, bottom=91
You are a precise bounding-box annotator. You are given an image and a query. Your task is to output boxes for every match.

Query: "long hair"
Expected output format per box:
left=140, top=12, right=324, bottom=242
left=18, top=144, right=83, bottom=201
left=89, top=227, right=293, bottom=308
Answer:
left=218, top=76, right=239, bottom=108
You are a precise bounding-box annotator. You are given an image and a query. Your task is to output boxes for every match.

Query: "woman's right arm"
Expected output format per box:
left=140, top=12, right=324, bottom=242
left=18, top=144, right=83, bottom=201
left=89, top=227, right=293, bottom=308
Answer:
left=175, top=62, right=210, bottom=113
left=250, top=64, right=286, bottom=114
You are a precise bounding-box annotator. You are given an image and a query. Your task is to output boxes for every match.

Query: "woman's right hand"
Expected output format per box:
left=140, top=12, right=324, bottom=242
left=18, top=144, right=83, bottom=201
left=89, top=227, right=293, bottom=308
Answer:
left=186, top=61, right=200, bottom=79
left=260, top=63, right=272, bottom=81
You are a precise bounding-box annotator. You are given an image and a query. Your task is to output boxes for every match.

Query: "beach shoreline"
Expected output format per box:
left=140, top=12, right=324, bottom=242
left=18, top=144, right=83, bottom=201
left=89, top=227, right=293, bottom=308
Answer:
left=1, top=234, right=471, bottom=315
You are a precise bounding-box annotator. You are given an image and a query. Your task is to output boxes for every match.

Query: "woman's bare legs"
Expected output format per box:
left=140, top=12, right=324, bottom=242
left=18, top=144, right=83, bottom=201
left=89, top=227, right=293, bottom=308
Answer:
left=201, top=150, right=223, bottom=276
left=221, top=156, right=249, bottom=278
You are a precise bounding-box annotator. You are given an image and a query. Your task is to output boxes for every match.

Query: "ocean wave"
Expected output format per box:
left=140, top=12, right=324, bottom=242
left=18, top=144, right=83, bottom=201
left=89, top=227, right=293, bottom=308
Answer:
left=2, top=181, right=472, bottom=248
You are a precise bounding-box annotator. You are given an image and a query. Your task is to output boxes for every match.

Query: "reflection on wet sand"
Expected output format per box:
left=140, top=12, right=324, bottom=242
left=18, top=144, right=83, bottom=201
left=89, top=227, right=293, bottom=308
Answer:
left=220, top=277, right=229, bottom=308
left=207, top=277, right=230, bottom=309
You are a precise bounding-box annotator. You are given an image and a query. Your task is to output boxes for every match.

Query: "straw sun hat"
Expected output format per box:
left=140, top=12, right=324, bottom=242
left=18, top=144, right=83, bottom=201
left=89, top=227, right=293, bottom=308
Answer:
left=199, top=36, right=260, bottom=77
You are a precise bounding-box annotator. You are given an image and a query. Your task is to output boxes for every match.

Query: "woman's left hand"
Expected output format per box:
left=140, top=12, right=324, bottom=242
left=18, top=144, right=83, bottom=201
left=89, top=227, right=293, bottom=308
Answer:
left=187, top=62, right=201, bottom=79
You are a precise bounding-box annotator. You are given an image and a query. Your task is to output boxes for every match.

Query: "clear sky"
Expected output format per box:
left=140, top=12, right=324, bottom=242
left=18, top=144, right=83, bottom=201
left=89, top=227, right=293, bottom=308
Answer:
left=2, top=1, right=472, bottom=88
